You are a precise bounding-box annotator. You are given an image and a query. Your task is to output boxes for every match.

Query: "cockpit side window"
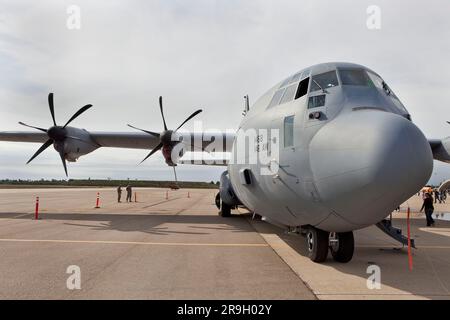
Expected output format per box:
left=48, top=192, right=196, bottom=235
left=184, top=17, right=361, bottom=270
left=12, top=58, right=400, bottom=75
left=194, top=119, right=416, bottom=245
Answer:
left=279, top=84, right=298, bottom=105
left=268, top=88, right=285, bottom=108
left=295, top=77, right=309, bottom=99
left=366, top=71, right=399, bottom=100
left=310, top=71, right=339, bottom=92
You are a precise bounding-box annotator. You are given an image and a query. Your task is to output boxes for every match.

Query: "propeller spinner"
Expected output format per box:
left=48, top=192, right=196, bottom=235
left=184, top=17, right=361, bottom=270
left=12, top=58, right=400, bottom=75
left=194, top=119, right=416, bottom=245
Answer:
left=128, top=96, right=202, bottom=182
left=18, top=93, right=92, bottom=176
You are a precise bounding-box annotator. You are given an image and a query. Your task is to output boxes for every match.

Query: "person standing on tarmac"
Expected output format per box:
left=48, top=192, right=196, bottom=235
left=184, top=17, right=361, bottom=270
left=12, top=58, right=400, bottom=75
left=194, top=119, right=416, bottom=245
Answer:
left=117, top=186, right=123, bottom=203
left=434, top=189, right=441, bottom=203
left=126, top=185, right=132, bottom=202
left=420, top=193, right=435, bottom=227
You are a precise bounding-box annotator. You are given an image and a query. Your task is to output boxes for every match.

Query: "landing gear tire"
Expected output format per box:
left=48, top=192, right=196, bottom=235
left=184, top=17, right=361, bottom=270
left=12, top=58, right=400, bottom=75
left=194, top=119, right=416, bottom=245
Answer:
left=306, top=227, right=329, bottom=262
left=219, top=202, right=232, bottom=217
left=329, top=232, right=354, bottom=263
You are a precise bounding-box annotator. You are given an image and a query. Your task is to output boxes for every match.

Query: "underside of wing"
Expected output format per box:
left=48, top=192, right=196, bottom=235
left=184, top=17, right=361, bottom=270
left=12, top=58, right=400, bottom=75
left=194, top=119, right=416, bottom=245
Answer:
left=0, top=131, right=48, bottom=143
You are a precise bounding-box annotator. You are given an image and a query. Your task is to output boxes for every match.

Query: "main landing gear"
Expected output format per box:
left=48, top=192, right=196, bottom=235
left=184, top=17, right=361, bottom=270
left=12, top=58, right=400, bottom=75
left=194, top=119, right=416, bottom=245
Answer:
left=215, top=192, right=231, bottom=217
left=304, top=227, right=354, bottom=263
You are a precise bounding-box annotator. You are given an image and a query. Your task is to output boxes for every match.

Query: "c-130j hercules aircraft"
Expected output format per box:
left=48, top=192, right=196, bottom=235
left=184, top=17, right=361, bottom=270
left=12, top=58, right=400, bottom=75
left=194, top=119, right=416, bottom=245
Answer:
left=1, top=62, right=449, bottom=263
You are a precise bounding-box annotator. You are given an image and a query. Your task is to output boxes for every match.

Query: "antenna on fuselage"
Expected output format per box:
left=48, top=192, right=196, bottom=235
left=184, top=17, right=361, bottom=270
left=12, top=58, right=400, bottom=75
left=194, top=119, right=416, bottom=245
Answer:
left=242, top=95, right=250, bottom=116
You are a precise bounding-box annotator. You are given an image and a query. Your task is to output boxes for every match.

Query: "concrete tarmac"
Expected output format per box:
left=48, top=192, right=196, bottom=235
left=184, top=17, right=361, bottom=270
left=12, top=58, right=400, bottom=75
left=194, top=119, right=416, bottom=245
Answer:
left=0, top=188, right=449, bottom=299
left=0, top=187, right=314, bottom=299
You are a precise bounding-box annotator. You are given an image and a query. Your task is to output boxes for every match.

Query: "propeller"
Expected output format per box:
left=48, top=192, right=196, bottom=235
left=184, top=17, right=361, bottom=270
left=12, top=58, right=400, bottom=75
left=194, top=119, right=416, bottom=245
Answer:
left=18, top=93, right=92, bottom=177
left=128, top=96, right=203, bottom=184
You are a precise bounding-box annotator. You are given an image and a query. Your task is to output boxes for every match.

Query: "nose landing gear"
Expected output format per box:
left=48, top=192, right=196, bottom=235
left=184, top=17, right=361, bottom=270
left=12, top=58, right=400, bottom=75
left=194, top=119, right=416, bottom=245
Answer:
left=304, top=227, right=354, bottom=263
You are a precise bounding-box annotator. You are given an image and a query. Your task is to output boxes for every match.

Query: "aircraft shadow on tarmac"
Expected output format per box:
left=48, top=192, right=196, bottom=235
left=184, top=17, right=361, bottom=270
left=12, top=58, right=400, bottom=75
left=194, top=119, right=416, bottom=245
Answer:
left=1, top=211, right=255, bottom=236
left=2, top=211, right=450, bottom=298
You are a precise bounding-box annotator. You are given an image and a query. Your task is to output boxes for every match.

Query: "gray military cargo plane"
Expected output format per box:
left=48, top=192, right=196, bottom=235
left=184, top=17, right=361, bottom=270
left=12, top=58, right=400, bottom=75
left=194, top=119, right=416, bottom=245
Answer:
left=1, top=62, right=449, bottom=263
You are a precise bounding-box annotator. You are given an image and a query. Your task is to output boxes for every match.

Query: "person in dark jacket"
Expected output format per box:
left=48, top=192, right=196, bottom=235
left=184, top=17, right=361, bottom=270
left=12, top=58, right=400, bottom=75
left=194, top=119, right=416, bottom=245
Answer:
left=126, top=185, right=132, bottom=202
left=420, top=193, right=435, bottom=227
left=117, top=186, right=122, bottom=203
left=434, top=189, right=441, bottom=203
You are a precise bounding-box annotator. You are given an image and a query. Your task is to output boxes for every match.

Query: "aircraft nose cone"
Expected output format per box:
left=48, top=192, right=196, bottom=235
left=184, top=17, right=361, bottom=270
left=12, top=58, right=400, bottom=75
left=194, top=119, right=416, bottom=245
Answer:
left=309, top=110, right=433, bottom=231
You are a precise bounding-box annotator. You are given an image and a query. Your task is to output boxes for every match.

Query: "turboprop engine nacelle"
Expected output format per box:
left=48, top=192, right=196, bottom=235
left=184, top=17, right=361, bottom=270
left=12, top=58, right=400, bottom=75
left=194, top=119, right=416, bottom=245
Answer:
left=431, top=137, right=450, bottom=164
left=58, top=127, right=99, bottom=162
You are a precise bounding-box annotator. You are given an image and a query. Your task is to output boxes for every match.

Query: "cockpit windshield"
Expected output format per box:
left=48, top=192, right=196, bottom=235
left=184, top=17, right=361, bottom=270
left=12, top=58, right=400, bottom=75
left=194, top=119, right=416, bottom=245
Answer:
left=310, top=71, right=339, bottom=92
left=338, top=68, right=400, bottom=100
left=339, top=69, right=372, bottom=86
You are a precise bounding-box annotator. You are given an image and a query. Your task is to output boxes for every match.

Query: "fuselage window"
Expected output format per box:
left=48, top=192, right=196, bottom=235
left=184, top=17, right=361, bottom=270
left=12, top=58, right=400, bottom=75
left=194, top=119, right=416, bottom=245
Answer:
left=308, top=95, right=326, bottom=109
left=268, top=88, right=286, bottom=108
left=310, top=71, right=339, bottom=92
left=284, top=115, right=294, bottom=147
left=279, top=84, right=298, bottom=105
left=295, top=77, right=309, bottom=99
left=339, top=69, right=371, bottom=86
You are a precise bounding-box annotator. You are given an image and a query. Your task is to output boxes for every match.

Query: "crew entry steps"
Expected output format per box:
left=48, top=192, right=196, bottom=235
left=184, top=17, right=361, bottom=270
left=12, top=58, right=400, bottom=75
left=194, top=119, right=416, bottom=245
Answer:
left=375, top=219, right=416, bottom=248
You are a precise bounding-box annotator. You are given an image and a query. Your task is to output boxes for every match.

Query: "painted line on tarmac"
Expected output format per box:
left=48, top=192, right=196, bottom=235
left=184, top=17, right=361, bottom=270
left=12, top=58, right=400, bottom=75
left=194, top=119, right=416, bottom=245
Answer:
left=12, top=213, right=33, bottom=219
left=0, top=238, right=268, bottom=247
left=356, top=244, right=450, bottom=249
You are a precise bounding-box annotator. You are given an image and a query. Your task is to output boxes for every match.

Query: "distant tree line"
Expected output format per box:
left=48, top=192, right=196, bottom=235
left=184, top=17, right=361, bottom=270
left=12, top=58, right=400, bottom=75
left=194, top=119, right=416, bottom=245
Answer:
left=0, top=179, right=219, bottom=189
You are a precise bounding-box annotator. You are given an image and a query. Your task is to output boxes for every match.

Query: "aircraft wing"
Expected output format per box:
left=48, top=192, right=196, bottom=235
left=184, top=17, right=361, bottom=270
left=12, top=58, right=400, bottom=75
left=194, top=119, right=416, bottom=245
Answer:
left=0, top=131, right=49, bottom=143
left=0, top=130, right=235, bottom=152
left=429, top=138, right=450, bottom=163
left=89, top=132, right=161, bottom=149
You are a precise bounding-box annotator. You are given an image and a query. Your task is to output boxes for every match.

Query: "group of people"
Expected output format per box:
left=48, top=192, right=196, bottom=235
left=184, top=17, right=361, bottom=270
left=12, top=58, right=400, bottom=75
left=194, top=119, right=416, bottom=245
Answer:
left=117, top=185, right=133, bottom=203
left=433, top=189, right=447, bottom=204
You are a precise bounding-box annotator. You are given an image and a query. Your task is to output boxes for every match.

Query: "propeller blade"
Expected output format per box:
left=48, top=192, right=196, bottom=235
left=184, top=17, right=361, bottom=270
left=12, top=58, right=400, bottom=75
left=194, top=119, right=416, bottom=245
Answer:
left=175, top=109, right=203, bottom=131
left=63, top=104, right=93, bottom=128
left=140, top=142, right=163, bottom=164
left=127, top=124, right=160, bottom=138
left=48, top=93, right=57, bottom=126
left=58, top=148, right=68, bottom=177
left=159, top=96, right=168, bottom=131
left=26, top=139, right=54, bottom=164
left=18, top=122, right=47, bottom=133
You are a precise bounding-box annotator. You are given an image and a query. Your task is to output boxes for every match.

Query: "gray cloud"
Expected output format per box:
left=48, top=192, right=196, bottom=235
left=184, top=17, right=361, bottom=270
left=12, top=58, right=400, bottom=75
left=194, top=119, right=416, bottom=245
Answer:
left=0, top=0, right=449, bottom=183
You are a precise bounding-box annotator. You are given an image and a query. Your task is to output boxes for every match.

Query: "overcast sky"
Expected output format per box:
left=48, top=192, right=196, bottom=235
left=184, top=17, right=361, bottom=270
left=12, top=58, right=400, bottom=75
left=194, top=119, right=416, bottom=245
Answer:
left=0, top=0, right=449, bottom=184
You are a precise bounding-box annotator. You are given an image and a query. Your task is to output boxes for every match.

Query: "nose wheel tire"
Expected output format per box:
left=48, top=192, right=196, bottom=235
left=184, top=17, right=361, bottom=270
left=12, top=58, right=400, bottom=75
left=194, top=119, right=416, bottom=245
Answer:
left=306, top=227, right=329, bottom=262
left=329, top=231, right=354, bottom=263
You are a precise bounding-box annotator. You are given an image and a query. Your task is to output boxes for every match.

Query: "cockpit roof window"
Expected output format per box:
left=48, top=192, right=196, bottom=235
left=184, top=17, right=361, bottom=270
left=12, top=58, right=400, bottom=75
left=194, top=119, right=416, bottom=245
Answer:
left=339, top=68, right=372, bottom=86
left=310, top=70, right=339, bottom=93
left=289, top=72, right=302, bottom=84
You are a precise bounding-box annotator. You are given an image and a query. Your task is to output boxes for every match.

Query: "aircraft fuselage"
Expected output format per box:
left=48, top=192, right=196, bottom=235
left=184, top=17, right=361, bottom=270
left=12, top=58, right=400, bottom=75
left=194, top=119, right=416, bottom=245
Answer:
left=228, top=62, right=433, bottom=232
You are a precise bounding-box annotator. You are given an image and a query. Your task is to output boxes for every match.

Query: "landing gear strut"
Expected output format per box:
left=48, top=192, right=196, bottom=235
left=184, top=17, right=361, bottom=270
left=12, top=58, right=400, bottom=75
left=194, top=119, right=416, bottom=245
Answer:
left=304, top=227, right=355, bottom=263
